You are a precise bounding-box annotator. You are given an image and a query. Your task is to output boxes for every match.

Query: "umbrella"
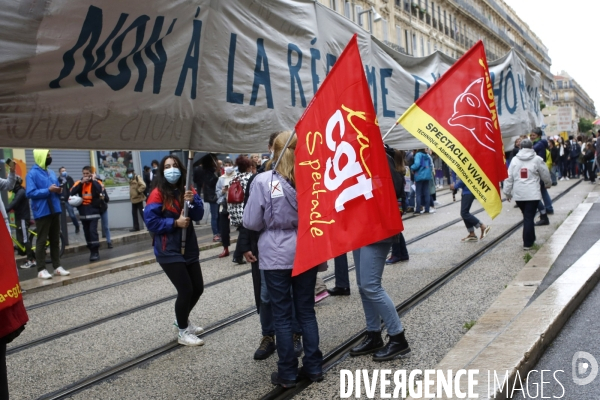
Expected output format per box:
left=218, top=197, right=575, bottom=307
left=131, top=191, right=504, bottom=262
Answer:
left=593, top=119, right=600, bottom=125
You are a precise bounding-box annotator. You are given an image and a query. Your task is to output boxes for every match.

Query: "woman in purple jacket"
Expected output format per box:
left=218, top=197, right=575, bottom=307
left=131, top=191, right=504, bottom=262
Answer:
left=243, top=132, right=323, bottom=388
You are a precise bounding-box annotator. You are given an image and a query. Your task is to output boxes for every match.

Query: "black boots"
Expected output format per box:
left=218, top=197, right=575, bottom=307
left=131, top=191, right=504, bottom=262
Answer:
left=327, top=287, right=351, bottom=296
left=373, top=331, right=411, bottom=362
left=350, top=331, right=384, bottom=356
left=535, top=213, right=550, bottom=226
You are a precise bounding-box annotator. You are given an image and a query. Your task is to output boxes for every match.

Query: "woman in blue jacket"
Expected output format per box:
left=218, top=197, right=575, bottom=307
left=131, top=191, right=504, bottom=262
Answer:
left=144, top=155, right=205, bottom=347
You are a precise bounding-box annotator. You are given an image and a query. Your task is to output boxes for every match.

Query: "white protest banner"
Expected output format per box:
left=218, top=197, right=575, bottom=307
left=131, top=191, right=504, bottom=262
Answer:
left=0, top=0, right=543, bottom=152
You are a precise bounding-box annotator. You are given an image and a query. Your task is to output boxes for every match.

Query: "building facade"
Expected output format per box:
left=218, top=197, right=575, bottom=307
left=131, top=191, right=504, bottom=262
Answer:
left=552, top=71, right=596, bottom=122
left=319, top=0, right=553, bottom=103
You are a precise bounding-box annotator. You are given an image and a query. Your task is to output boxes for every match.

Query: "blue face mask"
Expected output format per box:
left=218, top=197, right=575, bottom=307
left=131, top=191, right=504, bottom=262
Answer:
left=127, top=173, right=133, bottom=179
left=61, top=171, right=67, bottom=177
left=164, top=167, right=181, bottom=184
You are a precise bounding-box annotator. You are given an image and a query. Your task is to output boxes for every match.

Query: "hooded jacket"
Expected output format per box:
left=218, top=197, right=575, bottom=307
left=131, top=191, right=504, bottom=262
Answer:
left=503, top=148, right=552, bottom=201
left=7, top=182, right=30, bottom=221
left=144, top=187, right=204, bottom=265
left=25, top=150, right=62, bottom=220
left=243, top=171, right=298, bottom=270
left=410, top=152, right=433, bottom=182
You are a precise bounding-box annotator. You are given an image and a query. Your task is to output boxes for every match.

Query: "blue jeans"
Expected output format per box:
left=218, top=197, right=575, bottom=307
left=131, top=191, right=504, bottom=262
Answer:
left=100, top=211, right=111, bottom=244
left=550, top=165, right=559, bottom=183
left=415, top=180, right=431, bottom=213
left=517, top=200, right=537, bottom=247
left=537, top=183, right=553, bottom=214
left=263, top=268, right=322, bottom=380
left=208, top=202, right=219, bottom=235
left=353, top=243, right=404, bottom=336
left=259, top=270, right=301, bottom=337
left=64, top=202, right=80, bottom=230
left=334, top=254, right=350, bottom=288
left=460, top=193, right=481, bottom=232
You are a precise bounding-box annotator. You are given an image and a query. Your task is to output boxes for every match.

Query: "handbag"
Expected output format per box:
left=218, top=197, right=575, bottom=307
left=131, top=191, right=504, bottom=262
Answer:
left=227, top=178, right=244, bottom=204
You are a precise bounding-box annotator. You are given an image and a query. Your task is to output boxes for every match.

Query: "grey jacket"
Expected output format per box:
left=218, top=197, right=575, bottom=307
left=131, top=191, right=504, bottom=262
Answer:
left=243, top=171, right=297, bottom=270
left=504, top=148, right=551, bottom=201
left=0, top=171, right=16, bottom=224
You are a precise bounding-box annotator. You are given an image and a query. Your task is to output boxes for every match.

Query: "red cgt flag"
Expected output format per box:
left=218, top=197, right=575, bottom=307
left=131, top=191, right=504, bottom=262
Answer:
left=293, top=34, right=403, bottom=277
left=398, top=40, right=507, bottom=219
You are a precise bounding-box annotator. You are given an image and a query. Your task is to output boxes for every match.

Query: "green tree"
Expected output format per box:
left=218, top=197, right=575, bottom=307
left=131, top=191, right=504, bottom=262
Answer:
left=578, top=117, right=593, bottom=134
left=539, top=101, right=546, bottom=111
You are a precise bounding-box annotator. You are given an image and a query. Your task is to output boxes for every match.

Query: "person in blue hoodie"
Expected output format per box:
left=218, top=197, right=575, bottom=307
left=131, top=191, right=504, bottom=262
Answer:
left=25, top=150, right=70, bottom=279
left=144, top=155, right=205, bottom=347
left=410, top=149, right=433, bottom=215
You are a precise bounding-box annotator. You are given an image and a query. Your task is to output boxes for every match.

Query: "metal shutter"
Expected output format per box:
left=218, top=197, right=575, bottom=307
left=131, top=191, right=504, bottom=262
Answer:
left=25, top=150, right=91, bottom=179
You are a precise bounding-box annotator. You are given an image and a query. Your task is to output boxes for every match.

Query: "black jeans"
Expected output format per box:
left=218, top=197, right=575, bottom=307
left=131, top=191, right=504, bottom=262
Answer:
left=516, top=200, right=538, bottom=247
left=160, top=261, right=204, bottom=329
left=131, top=201, right=144, bottom=230
left=460, top=193, right=481, bottom=233
left=219, top=211, right=230, bottom=247
left=81, top=218, right=100, bottom=253
left=333, top=254, right=349, bottom=288
left=34, top=213, right=61, bottom=271
left=390, top=233, right=409, bottom=260
left=585, top=161, right=596, bottom=183
left=15, top=218, right=35, bottom=260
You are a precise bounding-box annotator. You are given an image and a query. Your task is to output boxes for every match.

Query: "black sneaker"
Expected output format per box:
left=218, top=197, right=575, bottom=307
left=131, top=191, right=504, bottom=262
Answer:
left=232, top=257, right=247, bottom=265
left=372, top=331, right=411, bottom=362
left=327, top=287, right=350, bottom=296
left=271, top=372, right=296, bottom=388
left=293, top=334, right=303, bottom=357
left=89, top=253, right=99, bottom=262
left=107, top=243, right=113, bottom=249
left=254, top=336, right=276, bottom=360
left=298, top=367, right=324, bottom=382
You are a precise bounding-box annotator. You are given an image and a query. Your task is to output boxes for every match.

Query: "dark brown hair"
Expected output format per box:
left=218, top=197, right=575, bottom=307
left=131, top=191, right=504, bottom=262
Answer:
left=235, top=155, right=252, bottom=173
left=155, top=155, right=187, bottom=211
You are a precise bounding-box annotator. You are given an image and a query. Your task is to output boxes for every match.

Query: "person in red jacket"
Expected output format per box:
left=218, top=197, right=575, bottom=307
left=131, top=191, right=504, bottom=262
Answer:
left=0, top=215, right=29, bottom=399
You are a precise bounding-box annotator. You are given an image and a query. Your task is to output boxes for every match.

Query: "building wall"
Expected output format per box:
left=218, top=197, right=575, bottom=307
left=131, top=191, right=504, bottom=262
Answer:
left=318, top=0, right=553, bottom=101
left=553, top=72, right=596, bottom=122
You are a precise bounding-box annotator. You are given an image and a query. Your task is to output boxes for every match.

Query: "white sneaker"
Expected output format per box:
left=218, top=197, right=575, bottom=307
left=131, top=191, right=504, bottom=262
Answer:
left=173, top=320, right=204, bottom=336
left=54, top=266, right=70, bottom=276
left=178, top=329, right=204, bottom=346
left=20, top=260, right=36, bottom=269
left=434, top=201, right=442, bottom=207
left=429, top=208, right=437, bottom=213
left=38, top=269, right=52, bottom=279
left=566, top=177, right=570, bottom=180
left=559, top=177, right=564, bottom=181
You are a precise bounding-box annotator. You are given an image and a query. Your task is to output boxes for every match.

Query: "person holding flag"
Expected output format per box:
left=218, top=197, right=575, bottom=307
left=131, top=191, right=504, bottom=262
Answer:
left=243, top=132, right=323, bottom=387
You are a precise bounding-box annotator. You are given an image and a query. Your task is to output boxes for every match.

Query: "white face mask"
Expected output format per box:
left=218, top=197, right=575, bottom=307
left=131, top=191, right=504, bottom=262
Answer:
left=224, top=166, right=234, bottom=174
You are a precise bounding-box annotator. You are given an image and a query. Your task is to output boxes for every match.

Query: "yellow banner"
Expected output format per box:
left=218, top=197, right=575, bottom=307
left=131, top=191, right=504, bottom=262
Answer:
left=399, top=104, right=503, bottom=219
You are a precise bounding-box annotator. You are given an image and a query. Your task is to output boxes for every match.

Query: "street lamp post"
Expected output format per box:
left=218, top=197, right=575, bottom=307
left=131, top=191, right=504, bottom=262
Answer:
left=358, top=6, right=382, bottom=33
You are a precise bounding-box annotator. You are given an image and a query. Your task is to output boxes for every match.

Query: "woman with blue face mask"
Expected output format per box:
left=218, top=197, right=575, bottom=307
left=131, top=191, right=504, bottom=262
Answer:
left=144, top=155, right=206, bottom=346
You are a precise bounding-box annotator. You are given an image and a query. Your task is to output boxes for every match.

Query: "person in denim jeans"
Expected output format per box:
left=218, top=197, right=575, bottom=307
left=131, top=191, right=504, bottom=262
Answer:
left=410, top=149, right=432, bottom=215
left=350, top=238, right=411, bottom=361
left=243, top=132, right=322, bottom=388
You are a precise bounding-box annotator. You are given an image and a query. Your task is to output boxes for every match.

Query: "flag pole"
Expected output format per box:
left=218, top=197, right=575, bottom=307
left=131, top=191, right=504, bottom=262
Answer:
left=381, top=122, right=399, bottom=141
left=273, top=129, right=296, bottom=171
left=181, top=150, right=195, bottom=254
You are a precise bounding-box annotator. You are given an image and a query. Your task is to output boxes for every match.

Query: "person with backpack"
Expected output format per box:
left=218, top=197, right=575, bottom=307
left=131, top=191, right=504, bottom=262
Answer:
left=214, top=158, right=235, bottom=258
left=530, top=128, right=553, bottom=226
left=410, top=149, right=433, bottom=215
left=548, top=139, right=560, bottom=186
left=127, top=167, right=147, bottom=232
left=228, top=155, right=253, bottom=264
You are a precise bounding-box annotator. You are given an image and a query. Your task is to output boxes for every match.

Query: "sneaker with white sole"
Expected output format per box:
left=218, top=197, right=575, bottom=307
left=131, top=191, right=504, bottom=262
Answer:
left=173, top=319, right=204, bottom=336
left=178, top=329, right=204, bottom=346
left=38, top=269, right=52, bottom=279
left=433, top=201, right=442, bottom=207
left=20, top=260, right=36, bottom=269
left=54, top=266, right=70, bottom=276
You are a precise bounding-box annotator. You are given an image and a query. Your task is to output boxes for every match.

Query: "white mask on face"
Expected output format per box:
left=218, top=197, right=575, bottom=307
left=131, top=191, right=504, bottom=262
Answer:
left=224, top=166, right=234, bottom=174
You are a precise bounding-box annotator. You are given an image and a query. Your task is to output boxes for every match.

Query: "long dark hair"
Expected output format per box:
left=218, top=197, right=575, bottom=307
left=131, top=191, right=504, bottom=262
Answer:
left=154, top=154, right=187, bottom=211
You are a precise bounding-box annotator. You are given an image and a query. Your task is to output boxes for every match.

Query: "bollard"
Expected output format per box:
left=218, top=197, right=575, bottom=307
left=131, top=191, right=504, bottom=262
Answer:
left=60, top=200, right=69, bottom=246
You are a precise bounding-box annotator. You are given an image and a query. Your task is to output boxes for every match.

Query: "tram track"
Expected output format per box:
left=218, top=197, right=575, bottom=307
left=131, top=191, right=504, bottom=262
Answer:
left=12, top=189, right=473, bottom=356
left=31, top=181, right=580, bottom=399
left=259, top=180, right=582, bottom=400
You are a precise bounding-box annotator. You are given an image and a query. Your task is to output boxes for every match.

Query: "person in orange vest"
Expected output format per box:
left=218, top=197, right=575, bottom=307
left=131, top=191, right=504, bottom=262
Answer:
left=70, top=166, right=104, bottom=261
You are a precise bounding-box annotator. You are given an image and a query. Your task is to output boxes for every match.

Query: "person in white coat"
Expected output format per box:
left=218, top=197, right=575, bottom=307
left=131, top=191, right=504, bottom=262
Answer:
left=503, top=139, right=552, bottom=250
